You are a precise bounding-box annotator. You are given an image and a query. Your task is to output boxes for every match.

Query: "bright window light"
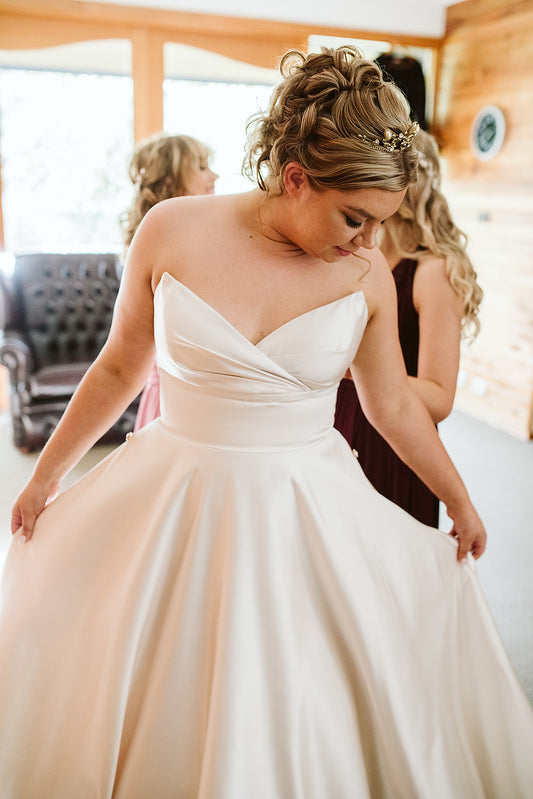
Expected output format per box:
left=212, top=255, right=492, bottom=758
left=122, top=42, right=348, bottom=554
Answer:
left=0, top=41, right=134, bottom=254
left=163, top=43, right=278, bottom=195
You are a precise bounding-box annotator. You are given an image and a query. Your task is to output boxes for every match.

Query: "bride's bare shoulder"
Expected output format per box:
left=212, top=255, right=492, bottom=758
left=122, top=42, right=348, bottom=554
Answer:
left=355, top=246, right=392, bottom=285
left=355, top=245, right=396, bottom=316
left=144, top=193, right=221, bottom=222
left=141, top=193, right=248, bottom=241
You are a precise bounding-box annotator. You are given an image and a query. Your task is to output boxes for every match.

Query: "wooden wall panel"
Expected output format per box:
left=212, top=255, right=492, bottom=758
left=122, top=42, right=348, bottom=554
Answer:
left=436, top=4, right=533, bottom=186
left=435, top=0, right=533, bottom=438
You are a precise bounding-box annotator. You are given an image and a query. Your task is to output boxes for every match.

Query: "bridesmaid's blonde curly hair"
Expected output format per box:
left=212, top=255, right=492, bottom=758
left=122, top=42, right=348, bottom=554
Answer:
left=382, top=129, right=483, bottom=340
left=121, top=133, right=212, bottom=248
left=244, top=45, right=419, bottom=194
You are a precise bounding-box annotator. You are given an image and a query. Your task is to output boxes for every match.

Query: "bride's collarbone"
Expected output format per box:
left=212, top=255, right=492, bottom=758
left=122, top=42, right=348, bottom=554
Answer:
left=160, top=236, right=365, bottom=326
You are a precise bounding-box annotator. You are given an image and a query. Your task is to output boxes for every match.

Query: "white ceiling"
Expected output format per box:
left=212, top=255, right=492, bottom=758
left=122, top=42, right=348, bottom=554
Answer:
left=70, top=0, right=459, bottom=38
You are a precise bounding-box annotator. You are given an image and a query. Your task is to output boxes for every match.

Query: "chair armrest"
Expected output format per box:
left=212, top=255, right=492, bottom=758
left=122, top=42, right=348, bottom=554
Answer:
left=0, top=335, right=34, bottom=395
left=0, top=271, right=18, bottom=331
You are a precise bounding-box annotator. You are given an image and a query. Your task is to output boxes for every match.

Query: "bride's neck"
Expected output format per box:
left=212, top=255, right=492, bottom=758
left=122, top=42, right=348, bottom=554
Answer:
left=238, top=189, right=304, bottom=256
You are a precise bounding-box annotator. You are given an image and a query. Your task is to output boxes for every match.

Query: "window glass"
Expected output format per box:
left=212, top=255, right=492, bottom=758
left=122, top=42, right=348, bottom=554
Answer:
left=0, top=41, right=133, bottom=254
left=163, top=43, right=278, bottom=195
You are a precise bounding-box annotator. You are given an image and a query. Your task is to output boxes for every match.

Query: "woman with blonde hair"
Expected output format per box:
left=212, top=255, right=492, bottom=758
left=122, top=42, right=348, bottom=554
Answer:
left=122, top=132, right=218, bottom=249
left=1, top=48, right=531, bottom=797
left=335, top=128, right=483, bottom=526
left=122, top=132, right=218, bottom=430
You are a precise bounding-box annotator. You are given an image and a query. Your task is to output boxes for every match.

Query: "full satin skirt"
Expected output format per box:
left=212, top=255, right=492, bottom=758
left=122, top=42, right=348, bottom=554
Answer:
left=0, top=421, right=532, bottom=799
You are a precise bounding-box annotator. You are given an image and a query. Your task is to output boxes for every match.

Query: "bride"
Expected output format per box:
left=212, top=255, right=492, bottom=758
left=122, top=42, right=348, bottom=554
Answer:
left=1, top=45, right=531, bottom=798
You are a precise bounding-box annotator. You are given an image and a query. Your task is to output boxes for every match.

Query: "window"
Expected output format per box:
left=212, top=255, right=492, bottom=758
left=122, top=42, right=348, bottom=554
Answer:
left=163, top=44, right=278, bottom=195
left=0, top=41, right=134, bottom=254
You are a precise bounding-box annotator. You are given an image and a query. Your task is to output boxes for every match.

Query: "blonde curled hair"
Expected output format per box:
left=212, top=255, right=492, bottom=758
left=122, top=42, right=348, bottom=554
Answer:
left=121, top=133, right=212, bottom=248
left=382, top=129, right=483, bottom=340
left=244, top=45, right=419, bottom=195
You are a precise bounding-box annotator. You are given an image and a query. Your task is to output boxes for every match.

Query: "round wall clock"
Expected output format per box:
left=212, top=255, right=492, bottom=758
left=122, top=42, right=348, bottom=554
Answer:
left=470, top=105, right=506, bottom=161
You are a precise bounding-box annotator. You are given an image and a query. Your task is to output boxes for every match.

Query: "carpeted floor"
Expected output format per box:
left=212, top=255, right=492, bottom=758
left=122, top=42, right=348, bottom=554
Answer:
left=1, top=409, right=532, bottom=703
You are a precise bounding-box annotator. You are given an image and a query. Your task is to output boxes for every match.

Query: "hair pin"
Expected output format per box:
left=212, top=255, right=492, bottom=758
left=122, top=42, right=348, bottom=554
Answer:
left=356, top=122, right=419, bottom=152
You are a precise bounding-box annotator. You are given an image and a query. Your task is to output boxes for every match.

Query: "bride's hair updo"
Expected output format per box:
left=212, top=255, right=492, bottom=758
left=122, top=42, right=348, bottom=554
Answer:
left=244, top=45, right=419, bottom=194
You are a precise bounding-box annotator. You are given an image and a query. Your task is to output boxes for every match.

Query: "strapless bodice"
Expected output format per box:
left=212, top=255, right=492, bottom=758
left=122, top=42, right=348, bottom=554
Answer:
left=154, top=272, right=368, bottom=450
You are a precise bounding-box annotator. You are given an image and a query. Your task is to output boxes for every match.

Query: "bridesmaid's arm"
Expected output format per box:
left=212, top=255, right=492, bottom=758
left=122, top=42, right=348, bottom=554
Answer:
left=341, top=256, right=462, bottom=421
left=351, top=252, right=485, bottom=561
left=409, top=256, right=463, bottom=423
left=11, top=209, right=164, bottom=541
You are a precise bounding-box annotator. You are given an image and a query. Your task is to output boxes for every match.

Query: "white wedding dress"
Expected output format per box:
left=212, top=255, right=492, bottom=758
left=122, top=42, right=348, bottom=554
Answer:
left=0, top=271, right=532, bottom=798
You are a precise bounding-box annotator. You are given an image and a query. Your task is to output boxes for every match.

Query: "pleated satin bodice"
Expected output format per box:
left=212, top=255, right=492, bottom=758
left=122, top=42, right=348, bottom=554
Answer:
left=154, top=272, right=368, bottom=450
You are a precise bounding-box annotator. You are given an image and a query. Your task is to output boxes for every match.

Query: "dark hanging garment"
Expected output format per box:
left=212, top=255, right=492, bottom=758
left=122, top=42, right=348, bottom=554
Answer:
left=334, top=258, right=440, bottom=527
left=376, top=53, right=428, bottom=130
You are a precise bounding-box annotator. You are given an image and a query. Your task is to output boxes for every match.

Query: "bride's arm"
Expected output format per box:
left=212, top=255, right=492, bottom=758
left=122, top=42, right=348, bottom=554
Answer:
left=351, top=251, right=486, bottom=561
left=11, top=211, right=161, bottom=541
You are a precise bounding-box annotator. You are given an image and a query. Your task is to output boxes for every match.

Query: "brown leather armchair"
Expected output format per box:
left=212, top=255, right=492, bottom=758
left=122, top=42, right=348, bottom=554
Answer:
left=0, top=253, right=139, bottom=452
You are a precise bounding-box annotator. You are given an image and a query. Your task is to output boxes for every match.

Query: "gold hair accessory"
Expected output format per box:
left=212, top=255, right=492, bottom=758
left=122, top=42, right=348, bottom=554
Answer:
left=356, top=122, right=419, bottom=152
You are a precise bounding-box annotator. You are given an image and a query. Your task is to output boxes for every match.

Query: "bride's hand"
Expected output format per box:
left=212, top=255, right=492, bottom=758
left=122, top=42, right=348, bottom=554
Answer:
left=446, top=501, right=487, bottom=562
left=11, top=478, right=60, bottom=543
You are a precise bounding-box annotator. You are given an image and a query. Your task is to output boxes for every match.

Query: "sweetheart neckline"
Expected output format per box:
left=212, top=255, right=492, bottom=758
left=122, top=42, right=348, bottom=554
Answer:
left=156, top=271, right=365, bottom=349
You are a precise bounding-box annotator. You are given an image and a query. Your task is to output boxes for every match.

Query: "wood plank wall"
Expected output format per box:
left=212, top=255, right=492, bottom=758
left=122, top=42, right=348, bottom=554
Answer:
left=435, top=0, right=533, bottom=439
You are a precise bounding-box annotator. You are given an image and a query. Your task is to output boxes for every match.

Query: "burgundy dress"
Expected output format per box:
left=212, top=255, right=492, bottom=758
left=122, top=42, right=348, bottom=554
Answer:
left=334, top=257, right=440, bottom=527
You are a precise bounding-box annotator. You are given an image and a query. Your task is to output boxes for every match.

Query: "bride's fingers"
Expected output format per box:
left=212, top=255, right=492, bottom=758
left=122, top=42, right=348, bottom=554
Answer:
left=471, top=533, right=486, bottom=560
left=449, top=525, right=476, bottom=562
left=11, top=506, right=38, bottom=542
left=10, top=512, right=22, bottom=536
left=20, top=509, right=40, bottom=542
left=456, top=535, right=471, bottom=562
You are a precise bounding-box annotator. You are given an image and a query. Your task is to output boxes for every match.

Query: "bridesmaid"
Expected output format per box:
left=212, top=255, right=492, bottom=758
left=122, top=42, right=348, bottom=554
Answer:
left=334, top=129, right=483, bottom=526
left=120, top=132, right=219, bottom=431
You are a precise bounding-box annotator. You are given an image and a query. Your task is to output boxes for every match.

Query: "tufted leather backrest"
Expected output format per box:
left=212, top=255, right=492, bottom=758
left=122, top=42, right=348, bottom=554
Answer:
left=12, top=253, right=121, bottom=370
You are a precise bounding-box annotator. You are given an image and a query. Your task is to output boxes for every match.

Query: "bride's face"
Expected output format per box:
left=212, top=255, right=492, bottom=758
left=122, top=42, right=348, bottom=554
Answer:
left=281, top=166, right=406, bottom=263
